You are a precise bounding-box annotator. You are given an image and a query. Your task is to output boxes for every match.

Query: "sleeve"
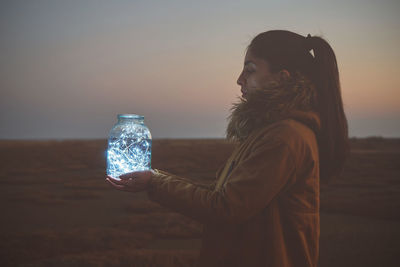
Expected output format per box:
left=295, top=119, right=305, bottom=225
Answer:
left=153, top=169, right=217, bottom=190
left=147, top=136, right=296, bottom=225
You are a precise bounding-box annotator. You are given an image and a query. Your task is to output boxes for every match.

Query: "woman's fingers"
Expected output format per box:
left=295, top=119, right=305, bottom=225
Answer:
left=119, top=170, right=152, bottom=180
left=119, top=171, right=140, bottom=180
left=107, top=175, right=130, bottom=186
left=106, top=171, right=151, bottom=193
left=106, top=176, right=120, bottom=184
left=119, top=175, right=134, bottom=181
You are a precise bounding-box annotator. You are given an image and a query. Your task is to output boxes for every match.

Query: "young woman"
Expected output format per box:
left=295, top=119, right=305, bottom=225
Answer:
left=106, top=30, right=349, bottom=267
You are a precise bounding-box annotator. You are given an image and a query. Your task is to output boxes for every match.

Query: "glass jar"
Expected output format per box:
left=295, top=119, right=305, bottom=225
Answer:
left=107, top=114, right=152, bottom=178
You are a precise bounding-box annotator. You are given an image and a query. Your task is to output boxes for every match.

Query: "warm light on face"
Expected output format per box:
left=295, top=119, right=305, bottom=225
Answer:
left=237, top=49, right=276, bottom=98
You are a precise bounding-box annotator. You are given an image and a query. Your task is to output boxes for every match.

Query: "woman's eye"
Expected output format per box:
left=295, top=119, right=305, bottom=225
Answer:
left=245, top=68, right=254, bottom=74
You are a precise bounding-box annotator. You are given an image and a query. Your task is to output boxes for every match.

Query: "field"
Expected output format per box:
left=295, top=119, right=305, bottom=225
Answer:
left=0, top=138, right=399, bottom=266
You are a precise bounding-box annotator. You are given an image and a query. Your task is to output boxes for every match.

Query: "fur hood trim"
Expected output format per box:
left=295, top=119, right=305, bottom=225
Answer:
left=226, top=72, right=320, bottom=143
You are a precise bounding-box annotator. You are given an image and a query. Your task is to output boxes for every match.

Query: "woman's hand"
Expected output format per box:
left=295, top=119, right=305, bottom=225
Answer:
left=105, top=170, right=153, bottom=193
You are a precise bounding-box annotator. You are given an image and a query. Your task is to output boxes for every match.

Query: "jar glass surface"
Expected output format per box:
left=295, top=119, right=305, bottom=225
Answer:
left=107, top=114, right=152, bottom=178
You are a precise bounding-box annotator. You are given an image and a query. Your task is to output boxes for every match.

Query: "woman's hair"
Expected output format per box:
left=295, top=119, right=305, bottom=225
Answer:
left=248, top=30, right=349, bottom=183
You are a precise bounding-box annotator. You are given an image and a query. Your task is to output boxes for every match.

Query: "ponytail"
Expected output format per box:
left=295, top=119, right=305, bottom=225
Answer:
left=248, top=30, right=350, bottom=183
left=307, top=35, right=350, bottom=182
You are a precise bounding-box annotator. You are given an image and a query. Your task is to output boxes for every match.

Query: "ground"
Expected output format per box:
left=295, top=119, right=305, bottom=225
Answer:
left=0, top=137, right=399, bottom=266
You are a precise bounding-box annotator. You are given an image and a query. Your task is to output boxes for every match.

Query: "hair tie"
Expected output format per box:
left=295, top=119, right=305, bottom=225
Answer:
left=305, top=34, right=313, bottom=50
left=304, top=34, right=315, bottom=57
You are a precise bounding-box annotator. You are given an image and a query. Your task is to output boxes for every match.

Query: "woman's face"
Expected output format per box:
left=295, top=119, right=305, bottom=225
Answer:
left=237, top=49, right=278, bottom=99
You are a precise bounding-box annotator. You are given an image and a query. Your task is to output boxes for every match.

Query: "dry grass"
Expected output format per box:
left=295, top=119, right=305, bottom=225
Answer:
left=0, top=138, right=399, bottom=266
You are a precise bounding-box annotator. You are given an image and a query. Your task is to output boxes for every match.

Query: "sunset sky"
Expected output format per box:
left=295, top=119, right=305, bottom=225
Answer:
left=1, top=0, right=399, bottom=139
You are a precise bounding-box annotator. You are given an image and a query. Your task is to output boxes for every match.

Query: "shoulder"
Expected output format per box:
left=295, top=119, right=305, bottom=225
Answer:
left=248, top=119, right=319, bottom=164
left=252, top=119, right=314, bottom=143
left=272, top=119, right=317, bottom=146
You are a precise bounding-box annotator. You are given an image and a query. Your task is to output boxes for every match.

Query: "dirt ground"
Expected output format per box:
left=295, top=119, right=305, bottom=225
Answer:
left=0, top=137, right=399, bottom=266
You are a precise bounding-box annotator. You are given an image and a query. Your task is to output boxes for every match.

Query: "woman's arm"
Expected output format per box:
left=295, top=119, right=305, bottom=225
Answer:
left=153, top=169, right=217, bottom=190
left=147, top=136, right=296, bottom=225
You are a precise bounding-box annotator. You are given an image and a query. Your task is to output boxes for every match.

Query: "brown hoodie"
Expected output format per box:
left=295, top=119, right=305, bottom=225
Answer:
left=147, top=74, right=320, bottom=267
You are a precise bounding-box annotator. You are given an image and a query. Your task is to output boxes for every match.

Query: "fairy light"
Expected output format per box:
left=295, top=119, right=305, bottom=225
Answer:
left=106, top=115, right=152, bottom=179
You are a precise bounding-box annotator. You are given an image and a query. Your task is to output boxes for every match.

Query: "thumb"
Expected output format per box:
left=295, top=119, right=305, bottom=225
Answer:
left=119, top=170, right=153, bottom=180
left=119, top=171, right=138, bottom=180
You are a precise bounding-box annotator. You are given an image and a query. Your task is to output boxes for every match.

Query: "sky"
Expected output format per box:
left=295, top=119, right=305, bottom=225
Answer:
left=1, top=0, right=399, bottom=139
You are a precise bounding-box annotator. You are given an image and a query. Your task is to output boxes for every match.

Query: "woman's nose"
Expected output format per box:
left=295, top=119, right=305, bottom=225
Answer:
left=237, top=72, right=244, bottom=86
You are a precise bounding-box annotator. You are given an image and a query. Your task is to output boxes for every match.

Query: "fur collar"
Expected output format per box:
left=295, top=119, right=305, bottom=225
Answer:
left=226, top=72, right=320, bottom=143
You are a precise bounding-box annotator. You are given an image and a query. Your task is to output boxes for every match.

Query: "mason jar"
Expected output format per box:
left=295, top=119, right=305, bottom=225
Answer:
left=107, top=114, right=152, bottom=179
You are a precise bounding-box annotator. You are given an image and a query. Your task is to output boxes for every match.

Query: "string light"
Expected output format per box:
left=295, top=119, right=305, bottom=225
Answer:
left=106, top=115, right=152, bottom=179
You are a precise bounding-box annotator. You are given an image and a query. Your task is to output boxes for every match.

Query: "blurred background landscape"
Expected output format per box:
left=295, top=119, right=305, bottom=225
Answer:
left=0, top=138, right=399, bottom=266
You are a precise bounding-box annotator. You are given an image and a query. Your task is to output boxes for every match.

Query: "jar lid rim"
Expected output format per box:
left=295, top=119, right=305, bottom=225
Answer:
left=118, top=114, right=144, bottom=119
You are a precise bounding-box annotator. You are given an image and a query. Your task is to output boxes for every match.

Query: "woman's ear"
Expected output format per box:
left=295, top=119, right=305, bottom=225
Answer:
left=278, top=69, right=291, bottom=81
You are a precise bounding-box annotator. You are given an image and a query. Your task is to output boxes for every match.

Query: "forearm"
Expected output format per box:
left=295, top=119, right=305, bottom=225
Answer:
left=147, top=169, right=245, bottom=225
left=152, top=169, right=216, bottom=190
left=147, top=139, right=295, bottom=226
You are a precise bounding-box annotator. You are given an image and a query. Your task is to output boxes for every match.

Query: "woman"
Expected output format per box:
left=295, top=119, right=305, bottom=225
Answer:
left=106, top=30, right=349, bottom=267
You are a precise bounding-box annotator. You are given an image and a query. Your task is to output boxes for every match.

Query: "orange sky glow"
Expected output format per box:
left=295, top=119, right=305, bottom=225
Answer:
left=1, top=0, right=399, bottom=138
